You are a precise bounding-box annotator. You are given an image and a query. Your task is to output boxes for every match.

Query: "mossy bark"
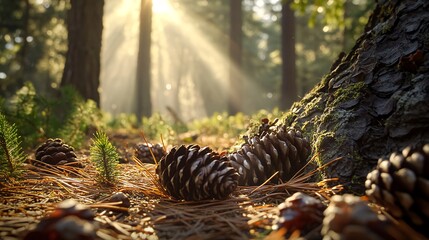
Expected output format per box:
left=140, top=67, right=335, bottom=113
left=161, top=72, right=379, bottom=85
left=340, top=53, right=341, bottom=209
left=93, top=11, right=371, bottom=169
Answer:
left=286, top=0, right=429, bottom=194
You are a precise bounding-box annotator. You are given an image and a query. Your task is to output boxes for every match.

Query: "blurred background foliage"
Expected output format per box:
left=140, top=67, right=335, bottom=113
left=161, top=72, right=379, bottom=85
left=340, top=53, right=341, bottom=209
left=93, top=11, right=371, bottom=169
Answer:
left=0, top=0, right=68, bottom=97
left=0, top=0, right=373, bottom=149
left=1, top=0, right=373, bottom=102
left=152, top=0, right=373, bottom=113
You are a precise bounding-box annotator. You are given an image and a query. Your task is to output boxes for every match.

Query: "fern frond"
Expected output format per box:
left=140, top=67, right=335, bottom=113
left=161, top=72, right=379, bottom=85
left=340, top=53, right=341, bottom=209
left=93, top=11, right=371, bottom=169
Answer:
left=90, top=131, right=119, bottom=184
left=0, top=112, right=27, bottom=178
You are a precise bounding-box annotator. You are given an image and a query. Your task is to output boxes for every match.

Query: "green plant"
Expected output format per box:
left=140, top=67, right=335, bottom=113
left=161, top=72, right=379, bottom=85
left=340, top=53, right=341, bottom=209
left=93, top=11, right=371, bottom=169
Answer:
left=0, top=112, right=26, bottom=178
left=59, top=98, right=101, bottom=148
left=106, top=113, right=138, bottom=130
left=1, top=82, right=103, bottom=149
left=3, top=82, right=44, bottom=147
left=189, top=112, right=248, bottom=137
left=141, top=113, right=176, bottom=143
left=90, top=131, right=119, bottom=184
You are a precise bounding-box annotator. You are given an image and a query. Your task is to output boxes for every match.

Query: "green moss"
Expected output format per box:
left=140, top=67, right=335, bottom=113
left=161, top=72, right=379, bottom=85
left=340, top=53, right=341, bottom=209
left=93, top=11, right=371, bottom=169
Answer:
left=282, top=111, right=296, bottom=127
left=282, top=80, right=367, bottom=182
left=301, top=95, right=324, bottom=117
left=311, top=130, right=335, bottom=167
left=319, top=74, right=330, bottom=88
left=330, top=82, right=366, bottom=107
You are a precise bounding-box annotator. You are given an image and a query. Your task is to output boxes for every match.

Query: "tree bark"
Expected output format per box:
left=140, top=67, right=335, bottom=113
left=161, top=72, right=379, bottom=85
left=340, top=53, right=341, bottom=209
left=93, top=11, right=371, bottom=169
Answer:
left=280, top=0, right=297, bottom=110
left=61, top=0, right=104, bottom=106
left=228, top=0, right=243, bottom=115
left=136, top=0, right=152, bottom=119
left=287, top=0, right=429, bottom=194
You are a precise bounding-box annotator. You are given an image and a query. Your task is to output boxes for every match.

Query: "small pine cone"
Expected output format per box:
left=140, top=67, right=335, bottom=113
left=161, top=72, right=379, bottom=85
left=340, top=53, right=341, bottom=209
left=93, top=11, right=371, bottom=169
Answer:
left=322, top=194, right=408, bottom=240
left=134, top=142, right=166, bottom=163
left=35, top=138, right=79, bottom=166
left=365, top=144, right=429, bottom=229
left=273, top=192, right=326, bottom=238
left=228, top=126, right=311, bottom=185
left=156, top=145, right=239, bottom=201
left=24, top=199, right=96, bottom=240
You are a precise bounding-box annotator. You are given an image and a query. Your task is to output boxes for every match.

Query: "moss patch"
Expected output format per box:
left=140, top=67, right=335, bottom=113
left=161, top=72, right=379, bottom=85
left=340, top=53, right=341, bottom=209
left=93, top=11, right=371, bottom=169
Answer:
left=330, top=82, right=366, bottom=107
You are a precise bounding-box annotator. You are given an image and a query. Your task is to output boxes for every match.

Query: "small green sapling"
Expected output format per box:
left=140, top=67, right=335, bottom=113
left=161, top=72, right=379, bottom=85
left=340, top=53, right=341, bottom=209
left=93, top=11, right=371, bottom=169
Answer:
left=0, top=112, right=26, bottom=178
left=90, top=131, right=119, bottom=184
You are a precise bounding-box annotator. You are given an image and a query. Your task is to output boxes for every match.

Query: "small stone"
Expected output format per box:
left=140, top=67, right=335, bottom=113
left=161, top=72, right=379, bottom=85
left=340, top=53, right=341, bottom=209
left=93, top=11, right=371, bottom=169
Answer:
left=105, top=192, right=131, bottom=209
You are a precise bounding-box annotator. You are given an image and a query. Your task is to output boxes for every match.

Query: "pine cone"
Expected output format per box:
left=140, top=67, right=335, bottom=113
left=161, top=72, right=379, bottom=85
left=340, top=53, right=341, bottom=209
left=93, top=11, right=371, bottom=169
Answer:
left=322, top=194, right=408, bottom=240
left=35, top=138, right=79, bottom=166
left=273, top=192, right=326, bottom=238
left=24, top=199, right=96, bottom=240
left=156, top=144, right=239, bottom=201
left=134, top=142, right=166, bottom=164
left=365, top=144, right=429, bottom=229
left=228, top=126, right=311, bottom=185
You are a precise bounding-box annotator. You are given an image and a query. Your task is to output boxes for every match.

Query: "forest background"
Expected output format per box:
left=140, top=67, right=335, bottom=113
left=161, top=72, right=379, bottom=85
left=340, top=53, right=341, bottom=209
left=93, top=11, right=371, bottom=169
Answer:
left=0, top=0, right=373, bottom=124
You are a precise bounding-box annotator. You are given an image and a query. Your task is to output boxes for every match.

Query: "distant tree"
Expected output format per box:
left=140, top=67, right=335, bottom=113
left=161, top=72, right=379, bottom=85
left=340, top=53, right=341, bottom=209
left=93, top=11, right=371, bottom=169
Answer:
left=0, top=0, right=30, bottom=95
left=61, top=0, right=104, bottom=106
left=136, top=0, right=152, bottom=119
left=228, top=0, right=243, bottom=115
left=280, top=0, right=297, bottom=110
left=17, top=0, right=30, bottom=88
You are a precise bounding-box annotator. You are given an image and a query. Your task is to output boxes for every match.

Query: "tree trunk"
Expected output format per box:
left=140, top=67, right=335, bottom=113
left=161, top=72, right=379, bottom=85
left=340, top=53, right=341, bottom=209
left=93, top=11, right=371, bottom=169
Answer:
left=287, top=0, right=429, bottom=194
left=280, top=0, right=297, bottom=110
left=228, top=0, right=243, bottom=115
left=136, top=0, right=152, bottom=119
left=61, top=0, right=104, bottom=106
left=17, top=0, right=30, bottom=87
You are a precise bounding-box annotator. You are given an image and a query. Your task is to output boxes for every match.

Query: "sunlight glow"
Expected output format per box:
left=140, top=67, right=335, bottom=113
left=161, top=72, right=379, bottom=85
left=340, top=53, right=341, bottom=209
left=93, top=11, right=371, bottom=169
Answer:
left=153, top=0, right=173, bottom=14
left=101, top=0, right=263, bottom=119
left=100, top=0, right=140, bottom=114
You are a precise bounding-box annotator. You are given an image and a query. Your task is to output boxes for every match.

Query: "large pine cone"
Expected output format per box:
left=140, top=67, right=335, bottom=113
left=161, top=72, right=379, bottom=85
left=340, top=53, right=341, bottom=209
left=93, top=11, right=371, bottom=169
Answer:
left=134, top=142, right=166, bottom=164
left=228, top=126, right=311, bottom=185
left=273, top=192, right=326, bottom=238
left=35, top=138, right=79, bottom=166
left=365, top=144, right=429, bottom=229
left=322, top=194, right=408, bottom=240
left=156, top=144, right=239, bottom=201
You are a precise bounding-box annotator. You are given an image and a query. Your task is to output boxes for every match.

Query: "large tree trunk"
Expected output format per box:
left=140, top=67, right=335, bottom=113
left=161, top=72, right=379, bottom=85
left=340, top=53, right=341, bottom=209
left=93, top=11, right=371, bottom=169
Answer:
left=61, top=0, right=104, bottom=105
left=136, top=0, right=152, bottom=119
left=228, top=0, right=243, bottom=115
left=280, top=0, right=297, bottom=110
left=287, top=0, right=429, bottom=194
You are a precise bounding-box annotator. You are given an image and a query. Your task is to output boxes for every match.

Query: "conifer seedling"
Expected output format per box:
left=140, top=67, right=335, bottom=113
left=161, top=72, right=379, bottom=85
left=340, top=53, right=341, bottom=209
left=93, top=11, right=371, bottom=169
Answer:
left=0, top=112, right=27, bottom=178
left=90, top=131, right=119, bottom=184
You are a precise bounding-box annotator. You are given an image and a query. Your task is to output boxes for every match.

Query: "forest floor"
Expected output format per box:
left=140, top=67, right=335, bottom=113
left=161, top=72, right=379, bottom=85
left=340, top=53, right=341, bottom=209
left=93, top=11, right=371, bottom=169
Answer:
left=0, top=130, right=338, bottom=240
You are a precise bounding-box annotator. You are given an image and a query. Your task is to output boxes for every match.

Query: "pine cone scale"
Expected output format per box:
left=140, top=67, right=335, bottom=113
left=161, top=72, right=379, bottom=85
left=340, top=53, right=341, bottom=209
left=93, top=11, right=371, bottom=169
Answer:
left=393, top=168, right=416, bottom=192
left=417, top=178, right=429, bottom=197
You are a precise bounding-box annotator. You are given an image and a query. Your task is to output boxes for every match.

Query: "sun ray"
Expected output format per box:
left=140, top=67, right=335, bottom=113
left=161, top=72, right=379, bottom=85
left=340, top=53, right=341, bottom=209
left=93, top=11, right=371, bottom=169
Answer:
left=101, top=0, right=263, bottom=119
left=153, top=0, right=172, bottom=14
